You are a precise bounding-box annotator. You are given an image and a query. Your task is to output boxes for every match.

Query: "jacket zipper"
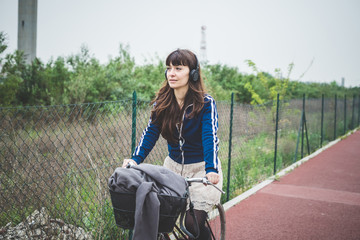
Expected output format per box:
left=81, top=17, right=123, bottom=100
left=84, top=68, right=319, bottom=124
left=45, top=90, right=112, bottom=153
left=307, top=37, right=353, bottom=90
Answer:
left=176, top=104, right=193, bottom=176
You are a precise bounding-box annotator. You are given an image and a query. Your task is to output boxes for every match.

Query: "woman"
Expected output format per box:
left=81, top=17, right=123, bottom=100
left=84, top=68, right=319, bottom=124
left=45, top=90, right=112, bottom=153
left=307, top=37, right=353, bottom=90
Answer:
left=123, top=49, right=222, bottom=240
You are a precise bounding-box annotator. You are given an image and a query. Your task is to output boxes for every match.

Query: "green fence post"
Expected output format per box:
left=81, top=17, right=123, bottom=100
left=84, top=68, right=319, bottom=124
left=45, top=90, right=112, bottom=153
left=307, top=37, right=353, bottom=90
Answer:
left=294, top=108, right=304, bottom=163
left=358, top=95, right=360, bottom=127
left=129, top=91, right=137, bottom=240
left=304, top=111, right=310, bottom=155
left=321, top=94, right=324, bottom=147
left=334, top=94, right=337, bottom=140
left=352, top=95, right=355, bottom=130
left=226, top=92, right=234, bottom=202
left=131, top=91, right=137, bottom=155
left=273, top=93, right=280, bottom=175
left=344, top=95, right=347, bottom=135
left=301, top=94, right=305, bottom=159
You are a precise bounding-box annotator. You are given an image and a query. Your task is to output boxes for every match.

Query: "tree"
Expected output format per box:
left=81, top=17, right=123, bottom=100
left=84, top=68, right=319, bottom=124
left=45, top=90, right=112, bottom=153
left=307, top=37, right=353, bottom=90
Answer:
left=0, top=32, right=26, bottom=106
left=203, top=64, right=251, bottom=103
left=245, top=60, right=293, bottom=104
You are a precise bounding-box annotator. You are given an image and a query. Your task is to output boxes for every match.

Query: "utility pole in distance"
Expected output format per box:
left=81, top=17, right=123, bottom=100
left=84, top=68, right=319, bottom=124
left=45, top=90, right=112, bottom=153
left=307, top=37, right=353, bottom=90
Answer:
left=199, top=25, right=207, bottom=65
left=18, top=0, right=38, bottom=64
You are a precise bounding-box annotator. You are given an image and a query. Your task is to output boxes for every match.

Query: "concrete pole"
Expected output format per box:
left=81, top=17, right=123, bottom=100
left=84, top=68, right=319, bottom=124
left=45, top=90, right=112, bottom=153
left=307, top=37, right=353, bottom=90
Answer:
left=199, top=25, right=207, bottom=64
left=18, top=0, right=37, bottom=64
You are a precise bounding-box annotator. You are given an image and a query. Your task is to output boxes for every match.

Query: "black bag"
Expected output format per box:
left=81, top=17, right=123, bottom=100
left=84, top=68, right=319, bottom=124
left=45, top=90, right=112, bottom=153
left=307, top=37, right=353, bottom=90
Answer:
left=108, top=164, right=189, bottom=234
left=109, top=189, right=187, bottom=233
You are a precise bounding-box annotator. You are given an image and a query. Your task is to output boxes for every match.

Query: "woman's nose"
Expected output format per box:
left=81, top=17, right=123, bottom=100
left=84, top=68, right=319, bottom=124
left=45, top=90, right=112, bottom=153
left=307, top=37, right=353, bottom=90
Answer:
left=168, top=68, right=175, bottom=75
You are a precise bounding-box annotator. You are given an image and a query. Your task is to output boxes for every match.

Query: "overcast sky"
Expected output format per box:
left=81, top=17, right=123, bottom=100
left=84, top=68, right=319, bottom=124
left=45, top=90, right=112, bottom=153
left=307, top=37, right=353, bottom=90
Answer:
left=1, top=0, right=359, bottom=87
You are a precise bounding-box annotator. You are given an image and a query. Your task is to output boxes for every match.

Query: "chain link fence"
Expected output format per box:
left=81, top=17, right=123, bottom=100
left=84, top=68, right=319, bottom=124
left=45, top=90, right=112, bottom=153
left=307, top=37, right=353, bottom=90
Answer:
left=1, top=93, right=359, bottom=239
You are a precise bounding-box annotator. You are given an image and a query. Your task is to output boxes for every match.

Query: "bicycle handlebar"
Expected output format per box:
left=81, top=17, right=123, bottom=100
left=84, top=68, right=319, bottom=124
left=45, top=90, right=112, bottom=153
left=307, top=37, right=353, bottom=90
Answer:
left=126, top=163, right=225, bottom=194
left=185, top=177, right=225, bottom=194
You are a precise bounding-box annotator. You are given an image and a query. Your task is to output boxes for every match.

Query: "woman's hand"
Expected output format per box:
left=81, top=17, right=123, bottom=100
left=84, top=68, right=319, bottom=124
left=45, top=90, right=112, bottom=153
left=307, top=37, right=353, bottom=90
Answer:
left=206, top=172, right=220, bottom=185
left=122, top=159, right=138, bottom=168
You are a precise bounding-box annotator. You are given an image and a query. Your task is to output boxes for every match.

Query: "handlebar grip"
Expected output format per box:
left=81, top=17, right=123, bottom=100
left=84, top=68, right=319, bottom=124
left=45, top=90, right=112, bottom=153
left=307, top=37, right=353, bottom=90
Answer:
left=126, top=161, right=135, bottom=168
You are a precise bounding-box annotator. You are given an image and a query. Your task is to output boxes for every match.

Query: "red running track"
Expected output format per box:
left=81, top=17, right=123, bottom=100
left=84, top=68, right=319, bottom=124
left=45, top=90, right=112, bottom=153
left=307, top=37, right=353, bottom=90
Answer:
left=225, top=130, right=360, bottom=240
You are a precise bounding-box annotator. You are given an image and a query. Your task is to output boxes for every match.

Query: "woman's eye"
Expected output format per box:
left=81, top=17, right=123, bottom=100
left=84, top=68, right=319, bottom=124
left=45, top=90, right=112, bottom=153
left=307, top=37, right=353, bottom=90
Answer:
left=176, top=67, right=182, bottom=70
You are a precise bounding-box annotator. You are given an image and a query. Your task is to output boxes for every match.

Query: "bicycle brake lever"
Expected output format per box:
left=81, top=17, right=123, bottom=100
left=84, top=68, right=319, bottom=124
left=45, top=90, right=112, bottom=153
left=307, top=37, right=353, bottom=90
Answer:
left=204, top=177, right=225, bottom=194
left=214, top=185, right=226, bottom=194
left=202, top=177, right=209, bottom=186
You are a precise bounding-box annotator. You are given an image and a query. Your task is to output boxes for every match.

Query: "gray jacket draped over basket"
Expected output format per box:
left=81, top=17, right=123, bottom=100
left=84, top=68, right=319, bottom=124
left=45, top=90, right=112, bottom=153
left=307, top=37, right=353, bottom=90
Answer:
left=108, top=164, right=188, bottom=240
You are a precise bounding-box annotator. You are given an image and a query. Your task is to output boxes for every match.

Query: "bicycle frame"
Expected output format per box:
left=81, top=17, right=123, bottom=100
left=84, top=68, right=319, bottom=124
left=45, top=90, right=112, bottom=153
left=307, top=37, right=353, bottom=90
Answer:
left=159, top=177, right=226, bottom=240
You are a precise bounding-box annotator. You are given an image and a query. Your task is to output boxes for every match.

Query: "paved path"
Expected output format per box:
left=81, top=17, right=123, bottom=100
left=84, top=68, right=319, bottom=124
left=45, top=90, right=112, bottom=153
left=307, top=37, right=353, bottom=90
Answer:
left=225, top=130, right=360, bottom=240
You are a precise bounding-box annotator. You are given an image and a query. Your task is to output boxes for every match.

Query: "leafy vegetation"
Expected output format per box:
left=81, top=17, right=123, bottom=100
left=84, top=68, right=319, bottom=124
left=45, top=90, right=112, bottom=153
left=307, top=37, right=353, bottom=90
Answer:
left=1, top=31, right=358, bottom=107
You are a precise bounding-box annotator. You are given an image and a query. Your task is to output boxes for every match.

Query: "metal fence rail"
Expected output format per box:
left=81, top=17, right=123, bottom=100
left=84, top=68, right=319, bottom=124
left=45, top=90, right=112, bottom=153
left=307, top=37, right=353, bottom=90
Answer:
left=1, top=93, right=359, bottom=239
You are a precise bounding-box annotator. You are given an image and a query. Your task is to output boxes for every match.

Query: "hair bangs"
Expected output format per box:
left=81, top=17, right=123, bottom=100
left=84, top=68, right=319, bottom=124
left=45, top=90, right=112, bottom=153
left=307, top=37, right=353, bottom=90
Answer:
left=166, top=50, right=190, bottom=67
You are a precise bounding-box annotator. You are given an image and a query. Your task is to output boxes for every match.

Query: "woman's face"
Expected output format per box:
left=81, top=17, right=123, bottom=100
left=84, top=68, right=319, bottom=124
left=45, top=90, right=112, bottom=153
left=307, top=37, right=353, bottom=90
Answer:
left=166, top=63, right=190, bottom=91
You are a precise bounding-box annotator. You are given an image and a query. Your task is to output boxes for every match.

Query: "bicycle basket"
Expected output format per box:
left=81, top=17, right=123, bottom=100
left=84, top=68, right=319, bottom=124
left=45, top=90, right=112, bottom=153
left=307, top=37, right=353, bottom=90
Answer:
left=109, top=189, right=187, bottom=233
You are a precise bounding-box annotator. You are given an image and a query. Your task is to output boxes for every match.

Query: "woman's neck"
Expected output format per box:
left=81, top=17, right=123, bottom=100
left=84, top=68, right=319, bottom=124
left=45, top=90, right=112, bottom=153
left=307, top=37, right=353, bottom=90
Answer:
left=174, top=87, right=188, bottom=108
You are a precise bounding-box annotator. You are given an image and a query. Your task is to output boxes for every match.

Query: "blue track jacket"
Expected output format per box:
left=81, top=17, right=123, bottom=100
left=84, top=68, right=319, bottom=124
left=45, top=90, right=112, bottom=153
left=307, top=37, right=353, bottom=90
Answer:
left=132, top=95, right=220, bottom=174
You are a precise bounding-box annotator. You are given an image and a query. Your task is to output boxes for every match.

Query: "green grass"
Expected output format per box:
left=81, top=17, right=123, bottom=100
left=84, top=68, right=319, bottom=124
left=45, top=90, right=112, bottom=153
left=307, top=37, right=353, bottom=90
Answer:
left=221, top=133, right=274, bottom=201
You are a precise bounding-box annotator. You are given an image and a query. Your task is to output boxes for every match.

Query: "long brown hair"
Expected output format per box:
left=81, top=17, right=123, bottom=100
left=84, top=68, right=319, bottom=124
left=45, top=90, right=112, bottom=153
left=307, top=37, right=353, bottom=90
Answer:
left=151, top=49, right=206, bottom=143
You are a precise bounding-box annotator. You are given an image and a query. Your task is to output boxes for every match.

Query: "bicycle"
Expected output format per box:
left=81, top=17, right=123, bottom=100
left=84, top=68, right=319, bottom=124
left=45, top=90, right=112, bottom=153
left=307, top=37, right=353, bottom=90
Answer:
left=158, top=177, right=226, bottom=240
left=109, top=163, right=226, bottom=240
